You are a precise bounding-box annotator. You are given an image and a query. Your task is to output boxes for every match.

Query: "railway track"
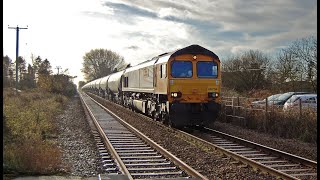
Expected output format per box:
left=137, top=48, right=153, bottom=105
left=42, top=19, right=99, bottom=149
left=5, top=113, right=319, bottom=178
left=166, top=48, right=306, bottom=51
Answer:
left=183, top=127, right=317, bottom=180
left=85, top=92, right=317, bottom=179
left=79, top=91, right=207, bottom=179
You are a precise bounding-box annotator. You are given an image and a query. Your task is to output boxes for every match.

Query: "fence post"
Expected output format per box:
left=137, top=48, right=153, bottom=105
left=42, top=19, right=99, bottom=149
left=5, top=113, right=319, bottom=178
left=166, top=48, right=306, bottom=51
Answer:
left=237, top=96, right=240, bottom=121
left=244, top=98, right=247, bottom=127
left=299, top=98, right=302, bottom=120
left=264, top=97, right=268, bottom=132
left=265, top=97, right=268, bottom=112
left=232, top=97, right=235, bottom=122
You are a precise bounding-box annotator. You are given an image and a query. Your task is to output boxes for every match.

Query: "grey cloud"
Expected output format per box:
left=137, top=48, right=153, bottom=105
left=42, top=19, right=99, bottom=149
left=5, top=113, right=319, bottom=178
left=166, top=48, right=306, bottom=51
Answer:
left=102, top=1, right=158, bottom=18
left=97, top=0, right=316, bottom=58
left=81, top=11, right=111, bottom=19
left=126, top=45, right=139, bottom=50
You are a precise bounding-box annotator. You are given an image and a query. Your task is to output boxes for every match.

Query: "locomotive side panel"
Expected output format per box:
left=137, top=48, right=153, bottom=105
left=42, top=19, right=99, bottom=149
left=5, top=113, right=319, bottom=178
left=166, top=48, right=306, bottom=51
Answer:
left=127, top=70, right=140, bottom=88
left=123, top=59, right=156, bottom=93
left=154, top=54, right=171, bottom=95
left=139, top=65, right=153, bottom=89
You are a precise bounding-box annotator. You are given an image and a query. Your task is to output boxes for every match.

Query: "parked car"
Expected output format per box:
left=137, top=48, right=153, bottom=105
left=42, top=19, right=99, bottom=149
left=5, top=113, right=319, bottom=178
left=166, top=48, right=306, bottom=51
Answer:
left=251, top=93, right=283, bottom=108
left=283, top=94, right=317, bottom=112
left=269, top=92, right=311, bottom=107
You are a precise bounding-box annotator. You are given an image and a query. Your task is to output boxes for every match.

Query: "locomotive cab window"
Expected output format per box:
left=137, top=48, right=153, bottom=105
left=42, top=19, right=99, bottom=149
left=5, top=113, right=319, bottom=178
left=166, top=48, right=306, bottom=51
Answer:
left=197, top=61, right=218, bottom=78
left=171, top=61, right=192, bottom=78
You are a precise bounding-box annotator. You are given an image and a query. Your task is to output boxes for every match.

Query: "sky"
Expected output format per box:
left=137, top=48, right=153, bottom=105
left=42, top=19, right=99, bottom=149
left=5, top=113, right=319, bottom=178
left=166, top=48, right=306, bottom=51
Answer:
left=3, top=0, right=317, bottom=86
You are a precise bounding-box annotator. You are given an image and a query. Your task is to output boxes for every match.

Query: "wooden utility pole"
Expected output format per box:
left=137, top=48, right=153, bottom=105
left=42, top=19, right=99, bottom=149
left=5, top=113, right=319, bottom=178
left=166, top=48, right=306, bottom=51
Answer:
left=8, top=25, right=28, bottom=93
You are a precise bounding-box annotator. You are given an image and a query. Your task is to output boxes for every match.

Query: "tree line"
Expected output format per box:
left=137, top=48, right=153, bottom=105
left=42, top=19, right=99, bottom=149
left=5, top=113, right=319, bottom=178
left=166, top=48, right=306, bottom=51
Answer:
left=3, top=55, right=77, bottom=97
left=221, top=35, right=317, bottom=93
left=79, top=36, right=316, bottom=94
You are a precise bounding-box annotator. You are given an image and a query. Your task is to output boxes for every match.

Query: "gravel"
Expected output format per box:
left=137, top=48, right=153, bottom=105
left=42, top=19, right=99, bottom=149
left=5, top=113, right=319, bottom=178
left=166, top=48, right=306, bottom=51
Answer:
left=55, top=95, right=100, bottom=177
left=213, top=121, right=317, bottom=161
left=56, top=93, right=317, bottom=179
left=92, top=95, right=276, bottom=179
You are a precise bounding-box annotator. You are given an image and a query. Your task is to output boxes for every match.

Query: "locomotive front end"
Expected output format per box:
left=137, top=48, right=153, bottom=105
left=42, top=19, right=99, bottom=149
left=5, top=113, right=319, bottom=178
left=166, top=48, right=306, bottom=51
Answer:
left=167, top=46, right=221, bottom=127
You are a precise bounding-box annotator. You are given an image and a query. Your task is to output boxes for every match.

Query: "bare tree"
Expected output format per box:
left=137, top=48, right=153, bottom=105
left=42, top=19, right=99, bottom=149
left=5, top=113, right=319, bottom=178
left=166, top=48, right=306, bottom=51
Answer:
left=222, top=50, right=270, bottom=92
left=274, top=49, right=300, bottom=91
left=274, top=36, right=317, bottom=92
left=287, top=36, right=317, bottom=91
left=81, top=49, right=127, bottom=81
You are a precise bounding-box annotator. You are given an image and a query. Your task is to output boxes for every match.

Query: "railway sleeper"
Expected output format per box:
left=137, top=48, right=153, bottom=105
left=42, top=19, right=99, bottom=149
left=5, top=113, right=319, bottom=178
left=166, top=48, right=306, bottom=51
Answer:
left=125, top=162, right=172, bottom=167
left=120, top=155, right=163, bottom=159
left=118, top=152, right=158, bottom=156
left=130, top=171, right=184, bottom=177
left=123, top=159, right=167, bottom=163
left=128, top=167, right=177, bottom=171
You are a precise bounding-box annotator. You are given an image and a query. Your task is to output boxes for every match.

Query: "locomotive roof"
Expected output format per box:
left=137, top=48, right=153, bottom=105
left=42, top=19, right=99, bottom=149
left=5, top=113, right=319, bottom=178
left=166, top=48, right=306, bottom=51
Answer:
left=131, top=44, right=218, bottom=67
left=171, top=44, right=219, bottom=61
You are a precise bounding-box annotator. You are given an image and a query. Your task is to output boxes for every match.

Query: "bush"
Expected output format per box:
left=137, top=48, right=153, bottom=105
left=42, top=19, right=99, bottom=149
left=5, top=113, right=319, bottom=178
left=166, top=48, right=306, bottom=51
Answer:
left=37, top=74, right=77, bottom=97
left=219, top=90, right=317, bottom=144
left=3, top=89, right=68, bottom=174
left=218, top=103, right=317, bottom=144
left=4, top=140, right=62, bottom=174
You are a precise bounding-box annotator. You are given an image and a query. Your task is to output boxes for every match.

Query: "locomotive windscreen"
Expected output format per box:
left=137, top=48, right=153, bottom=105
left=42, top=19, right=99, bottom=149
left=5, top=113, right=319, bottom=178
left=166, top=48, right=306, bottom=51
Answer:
left=197, top=61, right=218, bottom=78
left=171, top=61, right=193, bottom=78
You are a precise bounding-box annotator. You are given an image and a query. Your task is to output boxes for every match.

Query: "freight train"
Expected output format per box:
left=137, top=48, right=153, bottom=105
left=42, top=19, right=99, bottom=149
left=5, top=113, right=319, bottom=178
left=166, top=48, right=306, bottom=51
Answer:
left=82, top=44, right=221, bottom=128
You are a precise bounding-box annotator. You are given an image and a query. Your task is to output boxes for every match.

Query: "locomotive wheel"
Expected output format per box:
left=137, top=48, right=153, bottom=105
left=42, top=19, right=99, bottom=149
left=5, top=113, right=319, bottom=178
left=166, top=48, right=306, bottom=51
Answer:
left=152, top=111, right=158, bottom=121
left=160, top=113, right=166, bottom=124
left=161, top=113, right=174, bottom=127
left=167, top=118, right=173, bottom=128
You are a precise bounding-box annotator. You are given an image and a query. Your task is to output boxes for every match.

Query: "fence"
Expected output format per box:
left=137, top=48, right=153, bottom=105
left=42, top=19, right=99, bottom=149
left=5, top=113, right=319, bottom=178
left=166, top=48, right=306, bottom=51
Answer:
left=220, top=96, right=316, bottom=125
left=219, top=96, right=317, bottom=143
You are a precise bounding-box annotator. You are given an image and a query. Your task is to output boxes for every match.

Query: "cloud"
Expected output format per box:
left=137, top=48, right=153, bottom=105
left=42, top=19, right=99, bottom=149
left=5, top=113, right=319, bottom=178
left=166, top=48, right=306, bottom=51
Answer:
left=4, top=0, right=316, bottom=85
left=103, top=1, right=158, bottom=18
left=126, top=45, right=139, bottom=50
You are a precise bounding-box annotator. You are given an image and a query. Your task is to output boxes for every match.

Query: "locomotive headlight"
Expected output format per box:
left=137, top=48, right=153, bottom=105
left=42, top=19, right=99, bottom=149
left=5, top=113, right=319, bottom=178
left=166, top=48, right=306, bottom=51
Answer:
left=208, top=92, right=219, bottom=98
left=171, top=92, right=182, bottom=98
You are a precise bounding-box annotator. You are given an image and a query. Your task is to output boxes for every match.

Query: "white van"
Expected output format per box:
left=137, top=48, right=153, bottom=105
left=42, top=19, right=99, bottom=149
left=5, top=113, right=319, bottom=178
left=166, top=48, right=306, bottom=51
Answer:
left=283, top=94, right=317, bottom=112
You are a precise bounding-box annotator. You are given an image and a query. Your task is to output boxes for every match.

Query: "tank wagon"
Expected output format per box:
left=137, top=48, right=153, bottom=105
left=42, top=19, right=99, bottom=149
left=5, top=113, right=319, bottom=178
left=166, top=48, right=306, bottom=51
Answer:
left=82, top=44, right=221, bottom=127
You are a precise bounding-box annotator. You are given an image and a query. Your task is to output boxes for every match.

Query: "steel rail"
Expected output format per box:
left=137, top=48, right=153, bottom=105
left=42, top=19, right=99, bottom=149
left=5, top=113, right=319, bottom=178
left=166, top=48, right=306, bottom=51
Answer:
left=204, top=127, right=317, bottom=168
left=84, top=92, right=208, bottom=180
left=79, top=91, right=133, bottom=179
left=87, top=92, right=317, bottom=179
left=175, top=128, right=302, bottom=180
